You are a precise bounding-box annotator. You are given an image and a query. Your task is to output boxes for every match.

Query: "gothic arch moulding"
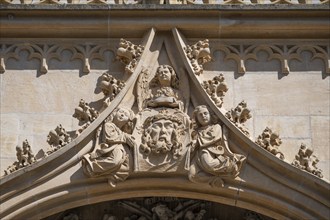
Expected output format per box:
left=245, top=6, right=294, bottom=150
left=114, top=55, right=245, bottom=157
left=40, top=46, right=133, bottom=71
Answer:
left=0, top=28, right=329, bottom=220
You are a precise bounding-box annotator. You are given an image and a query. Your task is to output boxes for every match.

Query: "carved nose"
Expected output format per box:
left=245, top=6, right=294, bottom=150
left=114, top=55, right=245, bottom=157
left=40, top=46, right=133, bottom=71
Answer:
left=160, top=125, right=166, bottom=135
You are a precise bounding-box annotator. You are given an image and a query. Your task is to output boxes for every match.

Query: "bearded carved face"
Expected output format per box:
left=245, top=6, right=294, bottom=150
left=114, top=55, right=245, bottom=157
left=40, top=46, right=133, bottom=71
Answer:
left=141, top=118, right=181, bottom=156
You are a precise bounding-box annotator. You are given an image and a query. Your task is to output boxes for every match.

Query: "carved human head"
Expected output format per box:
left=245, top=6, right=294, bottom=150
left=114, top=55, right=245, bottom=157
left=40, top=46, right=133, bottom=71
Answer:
left=154, top=65, right=179, bottom=88
left=140, top=113, right=183, bottom=155
left=192, top=105, right=217, bottom=127
left=107, top=107, right=135, bottom=133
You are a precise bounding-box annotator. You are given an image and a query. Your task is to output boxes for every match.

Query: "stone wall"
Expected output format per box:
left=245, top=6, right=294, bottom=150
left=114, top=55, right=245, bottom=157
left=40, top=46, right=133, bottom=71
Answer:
left=1, top=38, right=329, bottom=181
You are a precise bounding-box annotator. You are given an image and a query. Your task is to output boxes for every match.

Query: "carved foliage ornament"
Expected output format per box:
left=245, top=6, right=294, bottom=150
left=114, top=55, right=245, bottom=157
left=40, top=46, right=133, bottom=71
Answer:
left=184, top=39, right=211, bottom=75
left=3, top=36, right=325, bottom=184
left=4, top=140, right=36, bottom=175
left=98, top=72, right=126, bottom=110
left=292, top=143, right=323, bottom=178
left=256, top=127, right=284, bottom=159
left=116, top=38, right=144, bottom=74
left=202, top=73, right=228, bottom=108
left=73, top=99, right=99, bottom=135
left=226, top=100, right=252, bottom=136
left=47, top=124, right=72, bottom=155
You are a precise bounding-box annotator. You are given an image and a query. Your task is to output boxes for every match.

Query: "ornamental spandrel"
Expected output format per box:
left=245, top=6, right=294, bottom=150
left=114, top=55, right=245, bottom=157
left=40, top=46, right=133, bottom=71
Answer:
left=0, top=27, right=329, bottom=220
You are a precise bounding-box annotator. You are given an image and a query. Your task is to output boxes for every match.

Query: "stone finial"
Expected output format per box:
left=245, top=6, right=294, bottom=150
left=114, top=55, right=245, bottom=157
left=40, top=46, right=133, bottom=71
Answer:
left=292, top=143, right=323, bottom=178
left=184, top=39, right=211, bottom=75
left=3, top=140, right=36, bottom=176
left=256, top=127, right=284, bottom=160
left=47, top=124, right=71, bottom=154
left=116, top=38, right=144, bottom=74
left=202, top=73, right=228, bottom=108
left=226, top=100, right=252, bottom=136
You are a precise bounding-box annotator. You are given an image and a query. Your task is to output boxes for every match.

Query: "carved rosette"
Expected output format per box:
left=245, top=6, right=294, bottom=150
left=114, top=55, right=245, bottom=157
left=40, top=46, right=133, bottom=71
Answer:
left=256, top=127, right=284, bottom=160
left=3, top=140, right=36, bottom=175
left=292, top=143, right=323, bottom=178
left=184, top=39, right=211, bottom=75
left=202, top=73, right=228, bottom=108
left=116, top=38, right=144, bottom=74
left=226, top=100, right=252, bottom=136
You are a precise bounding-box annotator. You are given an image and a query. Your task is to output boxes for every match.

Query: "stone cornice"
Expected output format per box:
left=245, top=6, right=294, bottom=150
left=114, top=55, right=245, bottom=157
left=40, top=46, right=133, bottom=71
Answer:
left=1, top=4, right=329, bottom=39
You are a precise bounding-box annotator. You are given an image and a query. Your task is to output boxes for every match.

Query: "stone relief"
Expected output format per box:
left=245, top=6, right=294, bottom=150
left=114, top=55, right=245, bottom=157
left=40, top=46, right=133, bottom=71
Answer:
left=145, top=65, right=184, bottom=110
left=103, top=198, right=210, bottom=220
left=73, top=99, right=99, bottom=135
left=189, top=105, right=246, bottom=187
left=137, top=109, right=190, bottom=172
left=116, top=38, right=144, bottom=74
left=4, top=140, right=36, bottom=175
left=225, top=100, right=252, bottom=136
left=184, top=39, right=211, bottom=75
left=82, top=107, right=136, bottom=187
left=292, top=143, right=323, bottom=178
left=46, top=124, right=72, bottom=154
left=98, top=72, right=126, bottom=111
left=202, top=73, right=228, bottom=108
left=244, top=211, right=265, bottom=220
left=255, top=127, right=284, bottom=160
left=62, top=213, right=79, bottom=220
left=2, top=36, right=326, bottom=183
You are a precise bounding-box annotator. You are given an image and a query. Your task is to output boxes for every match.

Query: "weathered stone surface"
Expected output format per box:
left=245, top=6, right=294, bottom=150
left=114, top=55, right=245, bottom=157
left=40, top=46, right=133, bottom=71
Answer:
left=254, top=116, right=310, bottom=139
left=311, top=116, right=330, bottom=161
left=0, top=19, right=329, bottom=220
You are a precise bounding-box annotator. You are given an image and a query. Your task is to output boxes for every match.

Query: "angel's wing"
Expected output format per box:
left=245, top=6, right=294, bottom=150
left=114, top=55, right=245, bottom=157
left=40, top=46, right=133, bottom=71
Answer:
left=179, top=68, right=190, bottom=113
left=136, top=69, right=151, bottom=111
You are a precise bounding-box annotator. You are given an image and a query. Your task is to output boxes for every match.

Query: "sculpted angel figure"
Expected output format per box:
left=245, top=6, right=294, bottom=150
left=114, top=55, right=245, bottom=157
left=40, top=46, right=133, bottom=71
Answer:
left=146, top=65, right=184, bottom=110
left=189, top=105, right=246, bottom=187
left=82, top=107, right=136, bottom=187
